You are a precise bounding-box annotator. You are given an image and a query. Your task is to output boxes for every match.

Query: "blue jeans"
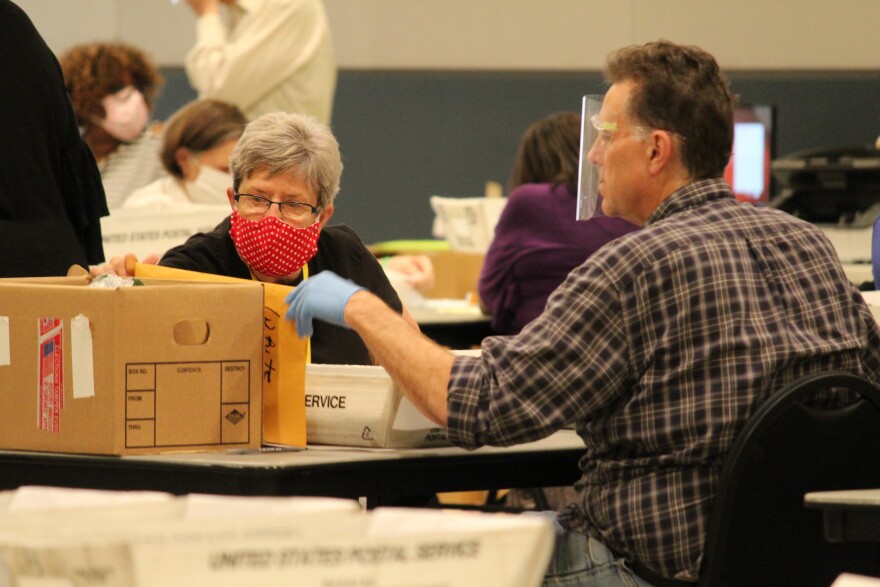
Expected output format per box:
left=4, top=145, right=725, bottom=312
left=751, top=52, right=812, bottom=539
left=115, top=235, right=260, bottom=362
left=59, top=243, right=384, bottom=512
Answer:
left=532, top=511, right=656, bottom=587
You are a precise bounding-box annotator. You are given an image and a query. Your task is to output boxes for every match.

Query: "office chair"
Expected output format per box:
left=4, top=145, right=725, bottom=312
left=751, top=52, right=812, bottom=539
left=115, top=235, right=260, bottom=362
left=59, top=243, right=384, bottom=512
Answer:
left=697, top=372, right=880, bottom=587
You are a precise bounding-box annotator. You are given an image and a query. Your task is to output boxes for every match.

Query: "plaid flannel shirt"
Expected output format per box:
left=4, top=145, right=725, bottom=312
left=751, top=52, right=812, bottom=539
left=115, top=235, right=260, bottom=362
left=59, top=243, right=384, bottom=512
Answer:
left=447, top=178, right=880, bottom=579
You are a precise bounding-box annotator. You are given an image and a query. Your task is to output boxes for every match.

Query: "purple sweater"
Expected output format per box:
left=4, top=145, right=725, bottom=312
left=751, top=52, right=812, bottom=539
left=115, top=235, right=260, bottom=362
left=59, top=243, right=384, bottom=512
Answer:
left=478, top=183, right=639, bottom=334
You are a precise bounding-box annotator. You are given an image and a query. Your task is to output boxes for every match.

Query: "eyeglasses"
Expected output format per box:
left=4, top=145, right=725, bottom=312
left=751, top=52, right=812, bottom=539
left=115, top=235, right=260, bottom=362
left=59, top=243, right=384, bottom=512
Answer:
left=590, top=115, right=684, bottom=147
left=233, top=193, right=320, bottom=222
left=590, top=115, right=652, bottom=146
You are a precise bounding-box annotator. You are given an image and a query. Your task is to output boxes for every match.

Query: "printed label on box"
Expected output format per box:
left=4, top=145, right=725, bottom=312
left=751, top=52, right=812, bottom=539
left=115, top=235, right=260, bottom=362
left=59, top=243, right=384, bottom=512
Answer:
left=126, top=361, right=250, bottom=448
left=37, top=318, right=63, bottom=433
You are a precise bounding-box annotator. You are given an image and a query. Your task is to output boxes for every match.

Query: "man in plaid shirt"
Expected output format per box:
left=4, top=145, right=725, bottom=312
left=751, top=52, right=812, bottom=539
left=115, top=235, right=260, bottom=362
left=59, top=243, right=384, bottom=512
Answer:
left=286, top=40, right=880, bottom=586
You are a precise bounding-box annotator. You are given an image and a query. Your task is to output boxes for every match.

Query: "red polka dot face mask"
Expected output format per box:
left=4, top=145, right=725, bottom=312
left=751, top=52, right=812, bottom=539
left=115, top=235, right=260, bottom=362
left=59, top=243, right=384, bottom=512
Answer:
left=229, top=210, right=321, bottom=278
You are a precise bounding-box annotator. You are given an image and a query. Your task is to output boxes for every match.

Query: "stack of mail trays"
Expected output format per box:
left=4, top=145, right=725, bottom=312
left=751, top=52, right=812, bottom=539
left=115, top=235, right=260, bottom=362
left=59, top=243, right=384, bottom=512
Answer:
left=304, top=364, right=449, bottom=448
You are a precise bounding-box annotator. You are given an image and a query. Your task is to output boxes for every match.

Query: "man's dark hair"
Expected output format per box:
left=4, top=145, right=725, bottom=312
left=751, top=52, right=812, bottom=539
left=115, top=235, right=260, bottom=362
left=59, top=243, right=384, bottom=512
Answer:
left=606, top=40, right=736, bottom=179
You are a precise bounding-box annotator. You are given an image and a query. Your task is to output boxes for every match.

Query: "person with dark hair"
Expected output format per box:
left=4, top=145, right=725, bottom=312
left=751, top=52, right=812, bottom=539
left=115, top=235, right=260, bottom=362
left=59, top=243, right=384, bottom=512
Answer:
left=285, top=40, right=880, bottom=585
left=478, top=112, right=638, bottom=335
left=123, top=99, right=246, bottom=208
left=59, top=41, right=165, bottom=208
left=0, top=0, right=107, bottom=277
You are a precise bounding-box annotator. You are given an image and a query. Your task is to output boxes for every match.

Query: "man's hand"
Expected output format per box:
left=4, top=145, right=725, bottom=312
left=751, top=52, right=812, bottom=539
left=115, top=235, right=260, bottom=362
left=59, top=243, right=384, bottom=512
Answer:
left=284, top=271, right=365, bottom=338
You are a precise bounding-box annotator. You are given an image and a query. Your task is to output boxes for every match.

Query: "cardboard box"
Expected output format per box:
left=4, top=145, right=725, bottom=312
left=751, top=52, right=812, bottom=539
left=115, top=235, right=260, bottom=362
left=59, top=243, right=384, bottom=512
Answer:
left=0, top=274, right=263, bottom=455
left=375, top=249, right=484, bottom=302
left=129, top=263, right=308, bottom=449
left=305, top=364, right=449, bottom=448
left=421, top=250, right=484, bottom=301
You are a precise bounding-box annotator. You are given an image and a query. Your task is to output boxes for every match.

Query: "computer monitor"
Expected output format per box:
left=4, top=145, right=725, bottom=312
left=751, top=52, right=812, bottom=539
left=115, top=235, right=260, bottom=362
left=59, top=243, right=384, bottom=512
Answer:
left=723, top=104, right=774, bottom=205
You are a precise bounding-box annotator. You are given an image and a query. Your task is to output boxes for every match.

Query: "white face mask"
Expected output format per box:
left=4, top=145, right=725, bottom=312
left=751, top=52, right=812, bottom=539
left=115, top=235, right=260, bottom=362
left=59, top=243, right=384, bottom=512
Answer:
left=96, top=86, right=149, bottom=143
left=185, top=164, right=232, bottom=205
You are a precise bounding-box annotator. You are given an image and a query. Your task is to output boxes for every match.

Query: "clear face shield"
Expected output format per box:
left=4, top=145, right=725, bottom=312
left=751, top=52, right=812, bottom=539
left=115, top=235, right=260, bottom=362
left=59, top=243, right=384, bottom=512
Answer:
left=576, top=95, right=605, bottom=221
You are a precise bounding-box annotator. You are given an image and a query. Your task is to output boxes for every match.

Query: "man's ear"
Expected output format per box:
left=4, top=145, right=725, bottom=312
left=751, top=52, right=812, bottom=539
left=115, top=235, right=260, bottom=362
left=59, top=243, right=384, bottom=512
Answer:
left=646, top=130, right=677, bottom=175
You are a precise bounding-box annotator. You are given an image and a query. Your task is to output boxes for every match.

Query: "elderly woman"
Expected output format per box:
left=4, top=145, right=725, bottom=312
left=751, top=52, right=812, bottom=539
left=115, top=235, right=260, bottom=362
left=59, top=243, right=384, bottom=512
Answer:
left=59, top=41, right=165, bottom=209
left=123, top=99, right=247, bottom=208
left=153, top=111, right=410, bottom=365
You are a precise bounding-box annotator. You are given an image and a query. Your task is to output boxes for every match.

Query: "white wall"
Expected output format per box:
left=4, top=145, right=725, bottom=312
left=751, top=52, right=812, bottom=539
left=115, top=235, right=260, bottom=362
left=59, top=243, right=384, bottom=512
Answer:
left=16, top=0, right=880, bottom=70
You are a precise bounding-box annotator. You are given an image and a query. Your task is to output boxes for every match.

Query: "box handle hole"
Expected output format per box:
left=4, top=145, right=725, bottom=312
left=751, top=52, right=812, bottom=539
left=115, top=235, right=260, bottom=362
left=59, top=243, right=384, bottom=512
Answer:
left=173, top=320, right=210, bottom=345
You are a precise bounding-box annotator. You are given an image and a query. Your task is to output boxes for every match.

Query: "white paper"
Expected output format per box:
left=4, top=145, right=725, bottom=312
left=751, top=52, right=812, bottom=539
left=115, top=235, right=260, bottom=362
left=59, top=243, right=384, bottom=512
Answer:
left=7, top=486, right=172, bottom=513
left=100, top=203, right=230, bottom=260
left=861, top=291, right=880, bottom=306
left=429, top=195, right=507, bottom=253
left=832, top=574, right=880, bottom=587
left=0, top=316, right=8, bottom=366
left=183, top=494, right=359, bottom=519
left=70, top=314, right=95, bottom=398
left=860, top=291, right=880, bottom=326
left=17, top=578, right=75, bottom=587
left=0, top=489, right=553, bottom=587
left=391, top=396, right=437, bottom=431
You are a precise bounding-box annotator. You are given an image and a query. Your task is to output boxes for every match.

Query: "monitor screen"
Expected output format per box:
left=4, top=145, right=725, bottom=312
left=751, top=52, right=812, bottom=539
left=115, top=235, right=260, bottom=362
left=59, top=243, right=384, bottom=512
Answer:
left=723, top=104, right=774, bottom=205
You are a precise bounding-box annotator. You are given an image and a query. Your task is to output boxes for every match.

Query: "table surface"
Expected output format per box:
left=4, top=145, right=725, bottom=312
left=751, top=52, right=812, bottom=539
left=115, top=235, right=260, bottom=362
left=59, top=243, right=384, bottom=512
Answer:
left=805, top=489, right=880, bottom=543
left=409, top=301, right=494, bottom=349
left=0, top=429, right=586, bottom=503
left=806, top=489, right=880, bottom=508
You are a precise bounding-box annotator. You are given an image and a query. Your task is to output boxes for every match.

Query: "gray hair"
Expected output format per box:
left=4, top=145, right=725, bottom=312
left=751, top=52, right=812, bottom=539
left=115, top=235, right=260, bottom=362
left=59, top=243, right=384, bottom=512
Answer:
left=230, top=112, right=343, bottom=208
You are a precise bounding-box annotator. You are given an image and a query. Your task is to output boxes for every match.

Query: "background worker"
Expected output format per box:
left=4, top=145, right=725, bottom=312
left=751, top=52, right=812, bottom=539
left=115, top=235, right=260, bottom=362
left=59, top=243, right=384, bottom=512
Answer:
left=123, top=98, right=246, bottom=208
left=479, top=111, right=639, bottom=336
left=59, top=41, right=165, bottom=209
left=183, top=0, right=336, bottom=124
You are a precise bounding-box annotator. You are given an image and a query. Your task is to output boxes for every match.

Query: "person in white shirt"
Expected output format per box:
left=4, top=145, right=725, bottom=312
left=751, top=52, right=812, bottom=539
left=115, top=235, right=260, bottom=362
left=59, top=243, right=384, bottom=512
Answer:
left=183, top=0, right=336, bottom=124
left=123, top=99, right=246, bottom=208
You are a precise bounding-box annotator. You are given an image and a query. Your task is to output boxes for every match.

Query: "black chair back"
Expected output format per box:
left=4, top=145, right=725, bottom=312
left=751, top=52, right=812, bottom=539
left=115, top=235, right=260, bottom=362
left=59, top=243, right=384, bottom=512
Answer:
left=698, top=372, right=880, bottom=587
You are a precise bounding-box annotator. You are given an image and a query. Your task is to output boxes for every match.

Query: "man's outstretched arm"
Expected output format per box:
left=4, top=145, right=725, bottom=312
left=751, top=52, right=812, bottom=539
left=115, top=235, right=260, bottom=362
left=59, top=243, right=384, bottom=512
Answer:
left=285, top=272, right=454, bottom=425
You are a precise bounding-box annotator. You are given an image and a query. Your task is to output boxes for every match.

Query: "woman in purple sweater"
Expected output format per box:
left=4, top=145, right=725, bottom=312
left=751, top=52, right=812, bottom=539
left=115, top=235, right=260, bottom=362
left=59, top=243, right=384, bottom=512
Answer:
left=479, top=112, right=639, bottom=335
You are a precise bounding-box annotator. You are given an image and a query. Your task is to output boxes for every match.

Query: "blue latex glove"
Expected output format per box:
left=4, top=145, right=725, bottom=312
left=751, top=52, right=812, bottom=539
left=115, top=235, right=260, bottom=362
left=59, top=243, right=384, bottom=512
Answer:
left=284, top=271, right=365, bottom=338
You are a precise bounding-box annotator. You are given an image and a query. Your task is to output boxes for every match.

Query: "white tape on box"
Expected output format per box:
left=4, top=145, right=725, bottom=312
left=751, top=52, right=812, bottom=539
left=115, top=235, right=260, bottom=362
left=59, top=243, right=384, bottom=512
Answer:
left=0, top=317, right=9, bottom=367
left=71, top=314, right=95, bottom=399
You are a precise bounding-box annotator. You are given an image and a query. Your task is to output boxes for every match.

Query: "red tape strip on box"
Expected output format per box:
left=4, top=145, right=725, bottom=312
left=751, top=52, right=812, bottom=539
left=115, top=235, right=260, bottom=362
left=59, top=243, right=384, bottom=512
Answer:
left=38, top=318, right=63, bottom=433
